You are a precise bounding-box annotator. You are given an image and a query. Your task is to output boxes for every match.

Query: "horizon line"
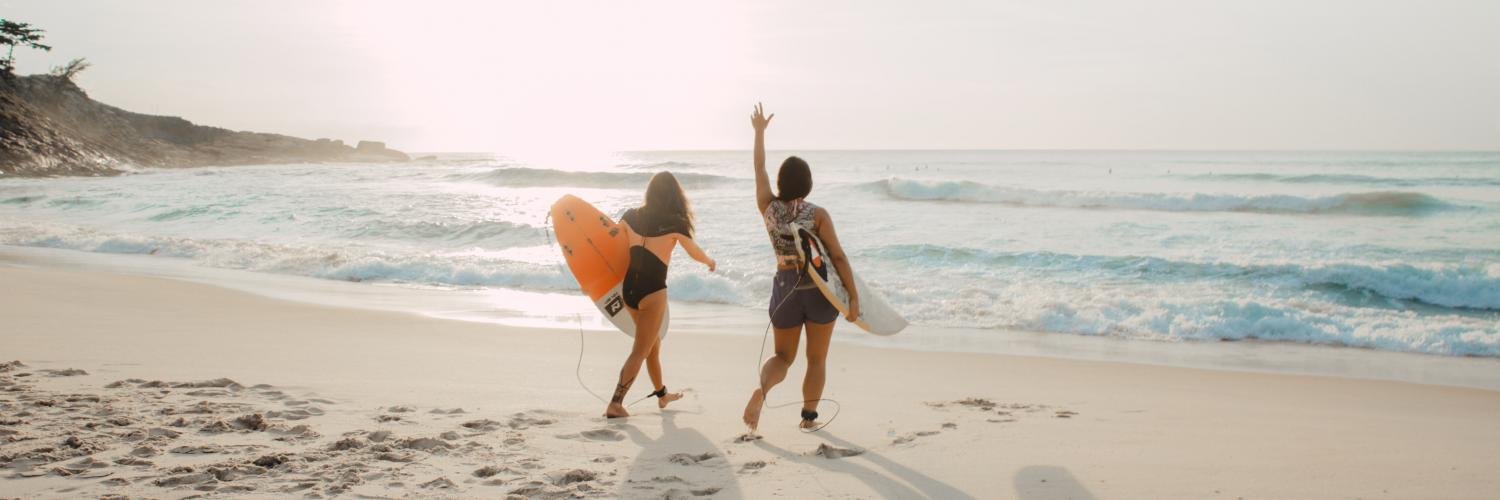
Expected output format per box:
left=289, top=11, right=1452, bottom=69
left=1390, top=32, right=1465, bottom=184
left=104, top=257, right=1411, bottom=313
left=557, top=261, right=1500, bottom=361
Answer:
left=406, top=148, right=1500, bottom=155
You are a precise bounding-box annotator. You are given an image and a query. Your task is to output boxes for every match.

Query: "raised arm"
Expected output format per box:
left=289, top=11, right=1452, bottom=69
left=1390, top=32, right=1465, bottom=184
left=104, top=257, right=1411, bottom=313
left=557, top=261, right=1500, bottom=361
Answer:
left=813, top=208, right=859, bottom=322
left=674, top=234, right=716, bottom=272
left=751, top=102, right=775, bottom=213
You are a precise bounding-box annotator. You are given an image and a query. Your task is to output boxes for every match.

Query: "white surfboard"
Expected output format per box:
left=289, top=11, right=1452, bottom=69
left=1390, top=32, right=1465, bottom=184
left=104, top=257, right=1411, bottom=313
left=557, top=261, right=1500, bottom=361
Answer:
left=790, top=223, right=908, bottom=335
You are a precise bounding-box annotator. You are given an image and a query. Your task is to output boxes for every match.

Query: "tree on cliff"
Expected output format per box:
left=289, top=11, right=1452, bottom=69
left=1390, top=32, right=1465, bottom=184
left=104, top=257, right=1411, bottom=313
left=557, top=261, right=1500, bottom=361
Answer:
left=50, top=58, right=90, bottom=82
left=0, top=19, right=52, bottom=77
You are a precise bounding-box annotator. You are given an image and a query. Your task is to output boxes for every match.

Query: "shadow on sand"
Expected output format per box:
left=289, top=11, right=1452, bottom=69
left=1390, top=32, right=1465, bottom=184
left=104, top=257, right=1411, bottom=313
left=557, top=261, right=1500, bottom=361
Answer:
left=1013, top=465, right=1098, bottom=500
left=615, top=410, right=744, bottom=499
left=753, top=431, right=974, bottom=499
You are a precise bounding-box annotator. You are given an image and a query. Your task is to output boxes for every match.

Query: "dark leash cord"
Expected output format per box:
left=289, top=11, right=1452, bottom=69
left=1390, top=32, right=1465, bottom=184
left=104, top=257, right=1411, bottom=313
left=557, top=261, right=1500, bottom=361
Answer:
left=544, top=211, right=657, bottom=409
left=755, top=266, right=841, bottom=433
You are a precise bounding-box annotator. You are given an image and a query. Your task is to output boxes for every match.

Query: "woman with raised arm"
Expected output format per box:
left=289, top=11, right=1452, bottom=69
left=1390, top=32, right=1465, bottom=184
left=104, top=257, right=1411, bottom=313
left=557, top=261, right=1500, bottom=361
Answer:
left=605, top=172, right=717, bottom=418
left=742, top=103, right=860, bottom=431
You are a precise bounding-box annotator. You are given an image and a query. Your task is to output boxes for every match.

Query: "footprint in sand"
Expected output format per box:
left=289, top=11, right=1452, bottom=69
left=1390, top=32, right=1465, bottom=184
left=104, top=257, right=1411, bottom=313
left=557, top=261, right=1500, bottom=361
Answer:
left=547, top=468, right=599, bottom=486
left=662, top=487, right=723, bottom=499
left=507, top=412, right=557, bottom=430
left=420, top=476, right=457, bottom=489
left=811, top=443, right=864, bottom=459
left=892, top=428, right=943, bottom=445
left=115, top=457, right=154, bottom=466
left=510, top=480, right=583, bottom=498
left=461, top=419, right=503, bottom=432
left=580, top=428, right=625, bottom=441
left=266, top=409, right=312, bottom=421
left=329, top=437, right=366, bottom=451
left=396, top=436, right=455, bottom=452
left=667, top=452, right=720, bottom=465
left=376, top=451, right=415, bottom=463
left=169, top=444, right=224, bottom=455
left=739, top=460, right=769, bottom=473
left=473, top=465, right=517, bottom=478
left=183, top=389, right=232, bottom=397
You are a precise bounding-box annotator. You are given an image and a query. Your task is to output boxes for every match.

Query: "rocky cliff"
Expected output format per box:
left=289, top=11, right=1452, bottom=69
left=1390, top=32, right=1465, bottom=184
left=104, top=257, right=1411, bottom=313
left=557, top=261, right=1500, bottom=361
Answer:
left=0, top=74, right=408, bottom=177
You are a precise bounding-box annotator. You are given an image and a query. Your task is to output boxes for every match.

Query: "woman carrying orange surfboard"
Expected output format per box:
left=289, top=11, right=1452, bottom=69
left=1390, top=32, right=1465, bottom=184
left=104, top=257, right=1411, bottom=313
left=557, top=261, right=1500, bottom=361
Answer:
left=742, top=102, right=862, bottom=431
left=604, top=172, right=717, bottom=418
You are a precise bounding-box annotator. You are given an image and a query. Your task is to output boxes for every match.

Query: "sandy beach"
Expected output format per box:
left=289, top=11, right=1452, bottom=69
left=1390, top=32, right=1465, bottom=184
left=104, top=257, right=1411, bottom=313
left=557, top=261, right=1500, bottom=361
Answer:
left=3, top=261, right=1498, bottom=499
left=4, top=1, right=1500, bottom=498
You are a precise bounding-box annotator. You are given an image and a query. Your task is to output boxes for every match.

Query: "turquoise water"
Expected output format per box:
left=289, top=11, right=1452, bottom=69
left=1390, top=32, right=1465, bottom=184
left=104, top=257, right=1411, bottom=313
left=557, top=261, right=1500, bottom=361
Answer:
left=1, top=151, right=1497, bottom=356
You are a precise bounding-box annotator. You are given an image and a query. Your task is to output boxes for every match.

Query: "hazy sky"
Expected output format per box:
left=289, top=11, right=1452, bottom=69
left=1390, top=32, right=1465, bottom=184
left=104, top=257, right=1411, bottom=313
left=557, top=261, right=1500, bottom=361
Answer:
left=5, top=0, right=1499, bottom=153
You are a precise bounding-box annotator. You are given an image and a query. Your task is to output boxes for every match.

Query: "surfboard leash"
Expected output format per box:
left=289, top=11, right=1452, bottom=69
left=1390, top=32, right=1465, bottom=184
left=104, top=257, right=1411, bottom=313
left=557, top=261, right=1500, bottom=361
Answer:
left=755, top=268, right=841, bottom=433
left=545, top=211, right=660, bottom=410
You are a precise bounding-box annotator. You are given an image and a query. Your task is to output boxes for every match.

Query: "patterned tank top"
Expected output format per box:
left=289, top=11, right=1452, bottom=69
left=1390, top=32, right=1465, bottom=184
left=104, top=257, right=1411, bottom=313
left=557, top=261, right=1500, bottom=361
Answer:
left=763, top=199, right=818, bottom=258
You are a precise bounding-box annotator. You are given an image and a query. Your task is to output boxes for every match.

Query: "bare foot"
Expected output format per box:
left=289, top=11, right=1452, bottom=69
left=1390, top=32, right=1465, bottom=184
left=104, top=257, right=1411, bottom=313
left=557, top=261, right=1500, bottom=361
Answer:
left=800, top=418, right=818, bottom=430
left=604, top=403, right=629, bottom=419
left=742, top=388, right=765, bottom=431
left=657, top=391, right=684, bottom=409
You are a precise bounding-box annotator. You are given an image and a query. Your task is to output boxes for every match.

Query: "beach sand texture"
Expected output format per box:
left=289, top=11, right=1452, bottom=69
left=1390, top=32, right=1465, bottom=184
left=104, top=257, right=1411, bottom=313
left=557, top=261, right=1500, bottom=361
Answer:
left=2, top=264, right=1498, bottom=499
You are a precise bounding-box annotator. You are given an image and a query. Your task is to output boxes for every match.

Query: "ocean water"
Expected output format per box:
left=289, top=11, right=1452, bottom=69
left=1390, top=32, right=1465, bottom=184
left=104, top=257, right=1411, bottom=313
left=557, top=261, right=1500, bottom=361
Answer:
left=2, top=151, right=1498, bottom=357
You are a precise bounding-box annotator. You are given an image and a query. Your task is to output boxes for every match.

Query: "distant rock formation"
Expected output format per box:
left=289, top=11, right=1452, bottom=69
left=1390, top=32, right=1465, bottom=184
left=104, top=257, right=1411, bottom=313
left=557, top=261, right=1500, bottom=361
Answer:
left=0, top=74, right=409, bottom=177
left=354, top=140, right=408, bottom=162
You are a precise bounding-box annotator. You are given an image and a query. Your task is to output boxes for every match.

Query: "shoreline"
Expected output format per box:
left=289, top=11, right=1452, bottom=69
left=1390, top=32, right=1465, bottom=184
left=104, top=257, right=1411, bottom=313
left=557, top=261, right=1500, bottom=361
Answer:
left=2, top=258, right=1499, bottom=497
left=4, top=244, right=1498, bottom=392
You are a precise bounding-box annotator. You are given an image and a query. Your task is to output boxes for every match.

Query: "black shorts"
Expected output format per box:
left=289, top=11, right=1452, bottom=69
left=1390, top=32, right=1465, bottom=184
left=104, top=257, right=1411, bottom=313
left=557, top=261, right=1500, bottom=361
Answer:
left=769, top=269, right=839, bottom=329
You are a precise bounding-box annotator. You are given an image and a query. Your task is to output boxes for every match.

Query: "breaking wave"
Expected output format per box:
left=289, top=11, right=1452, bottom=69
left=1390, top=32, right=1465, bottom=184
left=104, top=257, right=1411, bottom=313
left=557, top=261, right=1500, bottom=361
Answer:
left=872, top=178, right=1457, bottom=215
left=453, top=167, right=741, bottom=189
left=1184, top=172, right=1500, bottom=187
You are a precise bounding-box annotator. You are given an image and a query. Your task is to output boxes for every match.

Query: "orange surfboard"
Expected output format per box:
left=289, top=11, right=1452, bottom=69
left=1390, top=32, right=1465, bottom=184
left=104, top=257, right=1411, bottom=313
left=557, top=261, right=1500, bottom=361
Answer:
left=549, top=195, right=667, bottom=338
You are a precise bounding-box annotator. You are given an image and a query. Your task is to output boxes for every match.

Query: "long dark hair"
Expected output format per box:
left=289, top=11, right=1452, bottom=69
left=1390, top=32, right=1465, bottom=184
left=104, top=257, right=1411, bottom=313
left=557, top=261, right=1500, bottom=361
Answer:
left=640, top=171, right=694, bottom=235
left=776, top=156, right=812, bottom=201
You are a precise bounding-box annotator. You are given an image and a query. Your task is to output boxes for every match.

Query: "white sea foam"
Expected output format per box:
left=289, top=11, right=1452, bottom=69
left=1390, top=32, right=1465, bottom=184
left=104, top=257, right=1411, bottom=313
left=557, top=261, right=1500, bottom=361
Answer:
left=863, top=245, right=1500, bottom=310
left=3, top=151, right=1498, bottom=357
left=873, top=178, right=1458, bottom=215
left=455, top=167, right=742, bottom=189
left=1183, top=172, right=1500, bottom=187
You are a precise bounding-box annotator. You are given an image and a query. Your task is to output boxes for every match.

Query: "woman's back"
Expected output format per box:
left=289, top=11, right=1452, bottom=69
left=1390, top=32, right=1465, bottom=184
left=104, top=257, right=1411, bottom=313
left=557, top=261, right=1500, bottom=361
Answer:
left=763, top=198, right=819, bottom=259
left=622, top=207, right=689, bottom=264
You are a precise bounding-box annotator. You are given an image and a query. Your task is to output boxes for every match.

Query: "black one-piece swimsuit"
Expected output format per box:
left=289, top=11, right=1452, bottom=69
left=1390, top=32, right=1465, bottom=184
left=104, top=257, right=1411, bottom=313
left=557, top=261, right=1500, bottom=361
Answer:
left=619, top=209, right=687, bottom=309
left=622, top=246, right=668, bottom=309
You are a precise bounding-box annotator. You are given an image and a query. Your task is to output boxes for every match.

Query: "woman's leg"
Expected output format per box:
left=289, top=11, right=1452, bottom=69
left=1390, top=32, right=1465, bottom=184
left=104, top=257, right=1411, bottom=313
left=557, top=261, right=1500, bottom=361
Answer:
left=645, top=338, right=684, bottom=409
left=604, top=291, right=667, bottom=418
left=742, top=326, right=802, bottom=431
left=799, top=319, right=835, bottom=429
